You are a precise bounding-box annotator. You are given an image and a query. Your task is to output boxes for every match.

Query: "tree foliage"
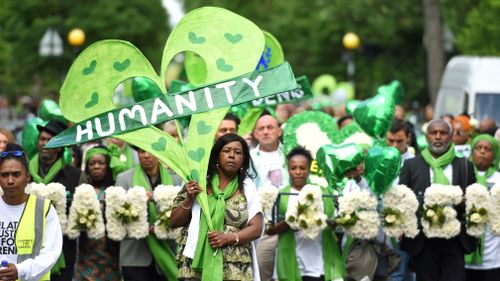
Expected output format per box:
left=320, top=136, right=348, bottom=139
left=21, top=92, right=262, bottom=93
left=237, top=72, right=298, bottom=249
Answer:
left=0, top=0, right=169, bottom=100
left=186, top=0, right=426, bottom=102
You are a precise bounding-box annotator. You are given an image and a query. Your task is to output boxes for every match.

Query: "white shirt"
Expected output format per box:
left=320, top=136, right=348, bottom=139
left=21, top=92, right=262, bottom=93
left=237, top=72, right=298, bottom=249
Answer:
left=274, top=187, right=324, bottom=278
left=250, top=144, right=289, bottom=189
left=429, top=163, right=453, bottom=184
left=0, top=196, right=62, bottom=281
left=466, top=171, right=500, bottom=270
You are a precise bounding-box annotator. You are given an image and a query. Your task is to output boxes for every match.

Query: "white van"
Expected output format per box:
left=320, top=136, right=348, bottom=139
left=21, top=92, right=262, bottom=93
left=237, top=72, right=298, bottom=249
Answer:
left=434, top=56, right=500, bottom=123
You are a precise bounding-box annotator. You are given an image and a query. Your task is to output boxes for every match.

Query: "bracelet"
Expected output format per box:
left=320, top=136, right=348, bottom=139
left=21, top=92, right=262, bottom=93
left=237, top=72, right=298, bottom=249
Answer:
left=231, top=232, right=239, bottom=246
left=181, top=201, right=192, bottom=210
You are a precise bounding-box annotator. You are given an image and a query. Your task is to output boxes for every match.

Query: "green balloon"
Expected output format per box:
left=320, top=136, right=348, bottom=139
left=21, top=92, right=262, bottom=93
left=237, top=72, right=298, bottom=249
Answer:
left=316, top=143, right=364, bottom=190
left=132, top=77, right=163, bottom=102
left=345, top=100, right=361, bottom=115
left=365, top=146, right=401, bottom=196
left=39, top=99, right=67, bottom=124
left=417, top=134, right=428, bottom=150
left=22, top=118, right=47, bottom=159
left=353, top=90, right=395, bottom=139
left=377, top=80, right=404, bottom=105
left=312, top=74, right=336, bottom=96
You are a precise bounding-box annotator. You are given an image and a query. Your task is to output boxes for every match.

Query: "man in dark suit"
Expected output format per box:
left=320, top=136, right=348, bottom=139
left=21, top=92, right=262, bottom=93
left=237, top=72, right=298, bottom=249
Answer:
left=28, top=120, right=86, bottom=281
left=399, top=119, right=477, bottom=281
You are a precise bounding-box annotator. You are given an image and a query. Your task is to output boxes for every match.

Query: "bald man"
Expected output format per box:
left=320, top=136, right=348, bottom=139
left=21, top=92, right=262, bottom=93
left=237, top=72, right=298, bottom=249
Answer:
left=250, top=114, right=289, bottom=281
left=479, top=117, right=497, bottom=134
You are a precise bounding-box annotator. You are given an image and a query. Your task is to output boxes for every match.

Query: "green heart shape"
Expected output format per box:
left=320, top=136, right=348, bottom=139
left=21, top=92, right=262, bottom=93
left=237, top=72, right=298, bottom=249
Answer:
left=365, top=146, right=401, bottom=196
left=353, top=91, right=395, bottom=139
left=224, top=33, right=243, bottom=43
left=113, top=58, right=131, bottom=72
left=188, top=31, right=205, bottom=44
left=197, top=121, right=212, bottom=135
left=151, top=137, right=167, bottom=151
left=216, top=58, right=233, bottom=72
left=82, top=60, right=97, bottom=75
left=85, top=92, right=99, bottom=109
left=188, top=148, right=205, bottom=162
left=190, top=169, right=200, bottom=182
left=316, top=143, right=364, bottom=190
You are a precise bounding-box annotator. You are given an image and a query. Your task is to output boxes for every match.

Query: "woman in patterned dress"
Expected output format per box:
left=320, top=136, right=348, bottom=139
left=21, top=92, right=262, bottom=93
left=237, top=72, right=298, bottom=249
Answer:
left=75, top=145, right=122, bottom=281
left=170, top=133, right=263, bottom=281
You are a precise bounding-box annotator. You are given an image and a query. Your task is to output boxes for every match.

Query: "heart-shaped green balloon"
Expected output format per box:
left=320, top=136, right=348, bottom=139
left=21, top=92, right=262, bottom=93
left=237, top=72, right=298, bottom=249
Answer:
left=377, top=80, right=403, bottom=105
left=131, top=77, right=162, bottom=102
left=345, top=100, right=361, bottom=115
left=22, top=118, right=47, bottom=159
left=39, top=99, right=67, bottom=124
left=316, top=143, right=364, bottom=190
left=364, top=146, right=401, bottom=196
left=353, top=90, right=395, bottom=139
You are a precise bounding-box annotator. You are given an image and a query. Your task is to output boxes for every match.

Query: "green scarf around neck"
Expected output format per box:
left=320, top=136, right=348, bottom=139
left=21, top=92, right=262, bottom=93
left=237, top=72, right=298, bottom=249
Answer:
left=29, top=154, right=64, bottom=184
left=421, top=143, right=456, bottom=184
left=132, top=165, right=178, bottom=281
left=192, top=174, right=239, bottom=281
left=276, top=185, right=344, bottom=280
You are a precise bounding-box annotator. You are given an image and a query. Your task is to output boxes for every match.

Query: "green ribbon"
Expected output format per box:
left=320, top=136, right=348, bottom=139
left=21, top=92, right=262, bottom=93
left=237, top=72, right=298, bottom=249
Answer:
left=276, top=185, right=343, bottom=280
left=192, top=175, right=238, bottom=281
left=28, top=154, right=64, bottom=184
left=132, top=165, right=178, bottom=281
left=421, top=144, right=456, bottom=185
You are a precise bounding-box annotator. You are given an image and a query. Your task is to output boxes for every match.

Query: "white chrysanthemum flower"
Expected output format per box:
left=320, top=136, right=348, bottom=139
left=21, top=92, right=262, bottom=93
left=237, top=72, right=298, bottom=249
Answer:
left=153, top=185, right=182, bottom=239
left=381, top=185, right=420, bottom=238
left=421, top=185, right=462, bottom=239
left=285, top=185, right=327, bottom=239
left=488, top=184, right=500, bottom=236
left=465, top=184, right=490, bottom=237
left=337, top=190, right=379, bottom=239
left=257, top=184, right=279, bottom=220
left=125, top=186, right=149, bottom=239
left=66, top=184, right=105, bottom=239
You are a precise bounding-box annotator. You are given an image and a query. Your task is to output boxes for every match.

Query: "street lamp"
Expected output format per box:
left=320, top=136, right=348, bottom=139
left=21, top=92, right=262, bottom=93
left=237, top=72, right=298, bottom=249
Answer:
left=342, top=32, right=360, bottom=83
left=68, top=28, right=85, bottom=54
left=39, top=28, right=63, bottom=57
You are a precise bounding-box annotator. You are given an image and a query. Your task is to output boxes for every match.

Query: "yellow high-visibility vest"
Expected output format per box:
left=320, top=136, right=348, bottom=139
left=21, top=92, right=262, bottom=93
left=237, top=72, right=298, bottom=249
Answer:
left=15, top=195, right=51, bottom=281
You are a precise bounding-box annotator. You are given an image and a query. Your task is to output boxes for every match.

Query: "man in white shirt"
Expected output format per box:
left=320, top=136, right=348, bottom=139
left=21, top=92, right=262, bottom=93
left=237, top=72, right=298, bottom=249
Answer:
left=387, top=118, right=415, bottom=163
left=0, top=144, right=62, bottom=281
left=251, top=115, right=288, bottom=281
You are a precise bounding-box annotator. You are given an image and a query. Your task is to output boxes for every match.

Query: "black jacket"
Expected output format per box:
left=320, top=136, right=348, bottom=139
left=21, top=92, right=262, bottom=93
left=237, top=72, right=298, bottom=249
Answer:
left=398, top=155, right=478, bottom=256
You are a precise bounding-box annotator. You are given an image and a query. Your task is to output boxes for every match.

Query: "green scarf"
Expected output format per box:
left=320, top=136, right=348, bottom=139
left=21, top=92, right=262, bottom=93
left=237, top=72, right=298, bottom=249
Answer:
left=27, top=154, right=67, bottom=275
left=28, top=154, right=64, bottom=184
left=421, top=144, right=456, bottom=185
left=276, top=185, right=343, bottom=280
left=132, top=165, right=178, bottom=281
left=192, top=174, right=239, bottom=281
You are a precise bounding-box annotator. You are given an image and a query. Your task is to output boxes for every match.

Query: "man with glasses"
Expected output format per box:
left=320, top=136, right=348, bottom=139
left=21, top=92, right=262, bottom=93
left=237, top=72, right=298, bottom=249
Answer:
left=28, top=120, right=85, bottom=281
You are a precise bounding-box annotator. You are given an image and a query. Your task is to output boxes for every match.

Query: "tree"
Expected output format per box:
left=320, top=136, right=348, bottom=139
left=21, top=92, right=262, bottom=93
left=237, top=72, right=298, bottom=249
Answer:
left=0, top=0, right=169, bottom=101
left=185, top=0, right=426, bottom=102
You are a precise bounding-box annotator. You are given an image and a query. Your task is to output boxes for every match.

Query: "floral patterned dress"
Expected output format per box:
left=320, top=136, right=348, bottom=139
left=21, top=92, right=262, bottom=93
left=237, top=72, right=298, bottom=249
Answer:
left=76, top=187, right=121, bottom=281
left=174, top=188, right=254, bottom=281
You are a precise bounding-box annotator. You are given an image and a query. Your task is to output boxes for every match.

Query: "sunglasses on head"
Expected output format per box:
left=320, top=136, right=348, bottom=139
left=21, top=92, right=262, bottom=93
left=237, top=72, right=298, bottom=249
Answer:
left=0, top=150, right=25, bottom=158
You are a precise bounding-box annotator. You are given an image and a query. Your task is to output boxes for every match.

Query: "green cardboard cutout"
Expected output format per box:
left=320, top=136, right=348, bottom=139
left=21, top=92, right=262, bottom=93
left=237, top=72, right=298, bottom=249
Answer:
left=56, top=7, right=271, bottom=281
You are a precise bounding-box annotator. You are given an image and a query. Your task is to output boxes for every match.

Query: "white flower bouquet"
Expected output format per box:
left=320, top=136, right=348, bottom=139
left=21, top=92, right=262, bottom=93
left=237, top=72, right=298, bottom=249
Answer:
left=28, top=182, right=68, bottom=233
left=489, top=183, right=500, bottom=235
left=465, top=184, right=490, bottom=237
left=105, top=186, right=149, bottom=240
left=153, top=185, right=182, bottom=240
left=336, top=190, right=379, bottom=240
left=285, top=185, right=328, bottom=239
left=257, top=184, right=279, bottom=223
left=421, top=184, right=463, bottom=239
left=381, top=185, right=420, bottom=238
left=66, top=184, right=105, bottom=239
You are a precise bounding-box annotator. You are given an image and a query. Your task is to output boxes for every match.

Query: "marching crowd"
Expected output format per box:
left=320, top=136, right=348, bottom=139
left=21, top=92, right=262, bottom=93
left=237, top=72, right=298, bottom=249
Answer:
left=1, top=101, right=500, bottom=281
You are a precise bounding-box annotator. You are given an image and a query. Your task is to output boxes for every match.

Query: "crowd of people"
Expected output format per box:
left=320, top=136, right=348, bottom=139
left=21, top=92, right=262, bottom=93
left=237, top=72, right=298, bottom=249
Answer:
left=0, top=98, right=500, bottom=281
